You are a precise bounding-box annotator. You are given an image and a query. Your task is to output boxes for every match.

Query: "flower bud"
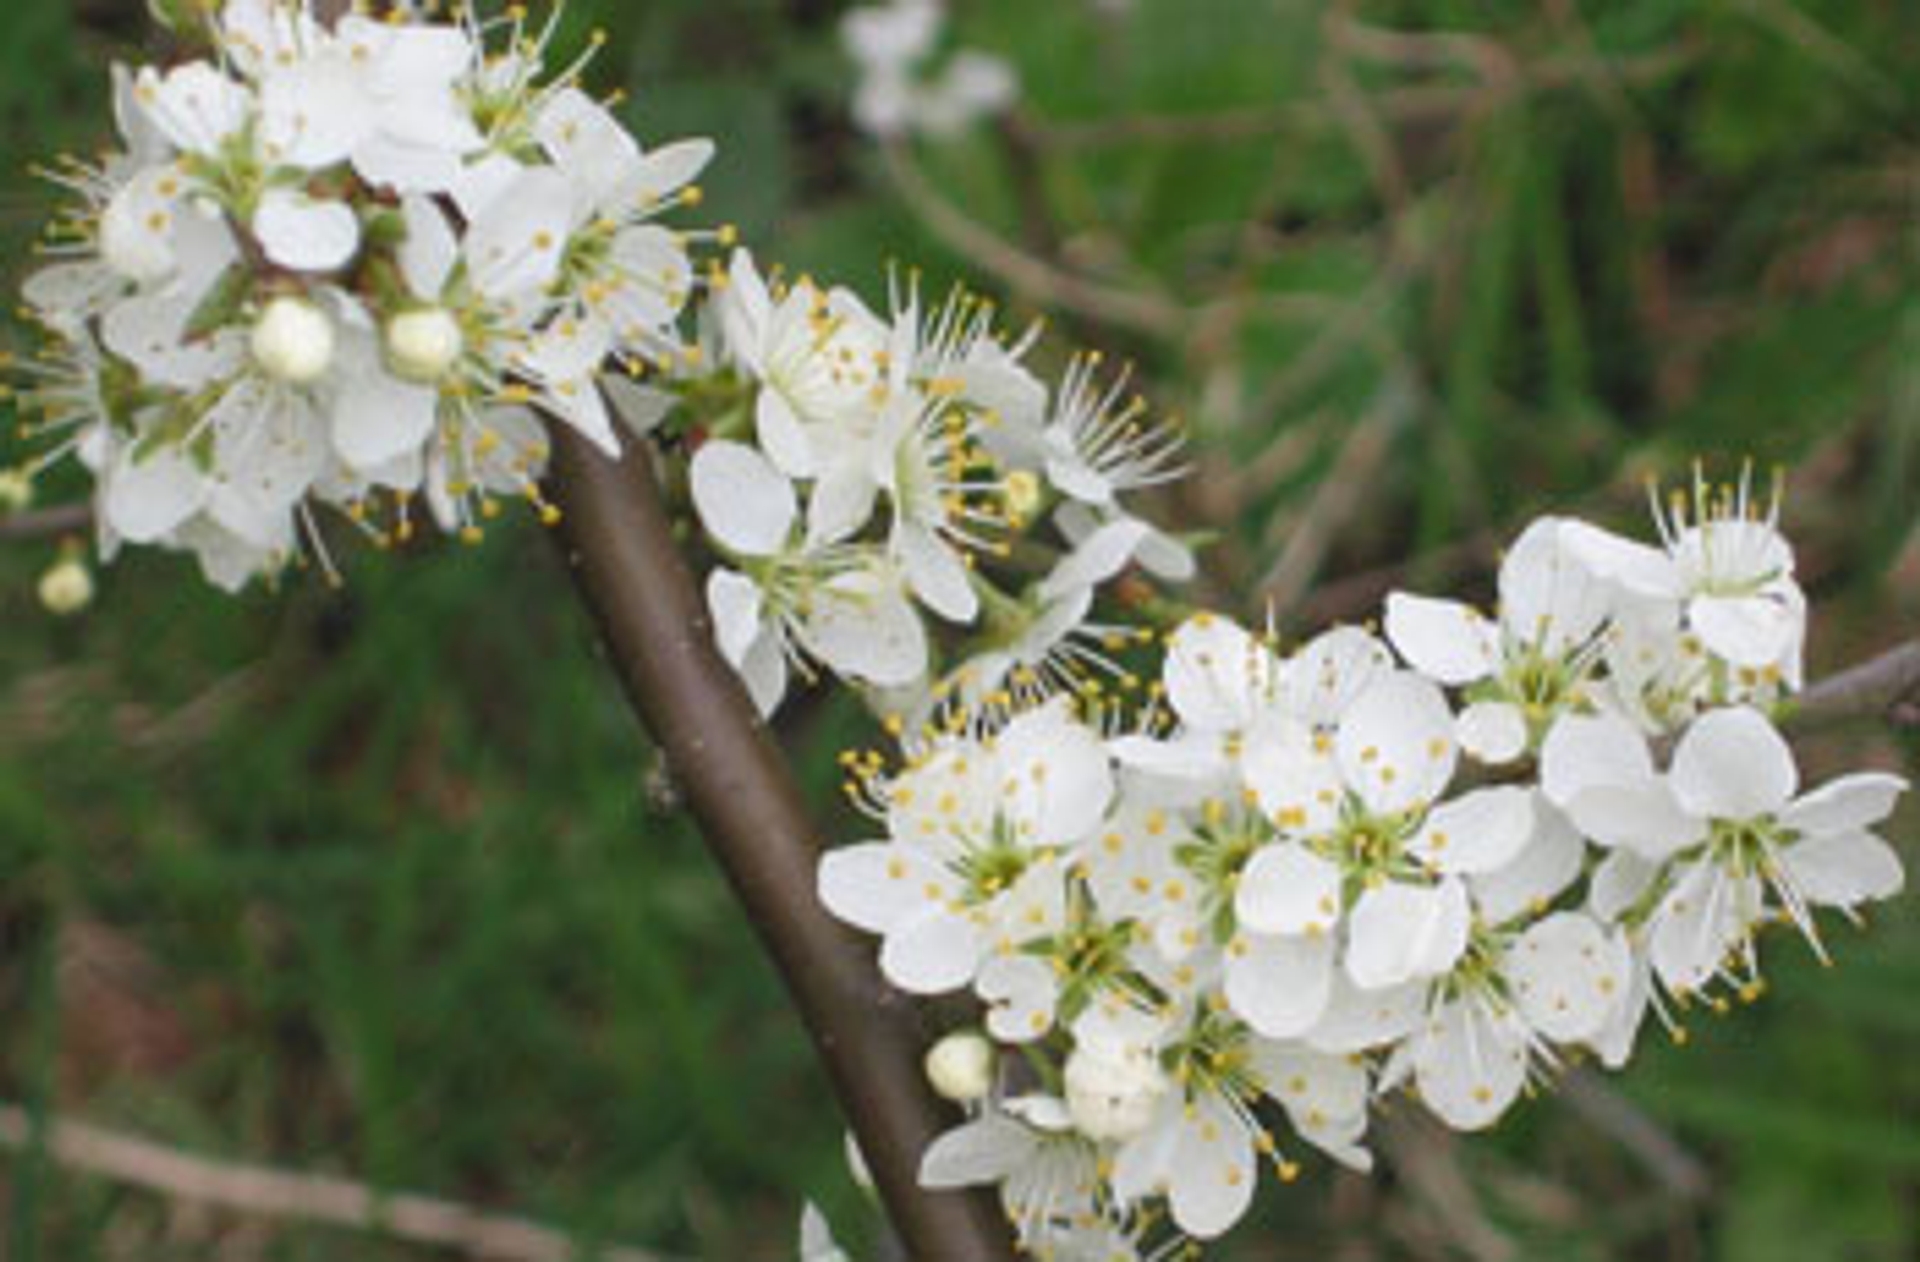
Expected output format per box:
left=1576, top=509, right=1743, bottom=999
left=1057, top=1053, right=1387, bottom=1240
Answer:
left=385, top=307, right=464, bottom=383
left=1064, top=1039, right=1166, bottom=1143
left=0, top=469, right=34, bottom=512
left=924, top=1030, right=994, bottom=1103
left=250, top=296, right=335, bottom=385
left=38, top=555, right=94, bottom=616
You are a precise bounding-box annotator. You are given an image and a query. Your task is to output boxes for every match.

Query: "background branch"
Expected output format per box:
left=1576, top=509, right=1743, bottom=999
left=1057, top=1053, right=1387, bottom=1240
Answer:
left=545, top=430, right=1015, bottom=1260
left=0, top=1103, right=664, bottom=1261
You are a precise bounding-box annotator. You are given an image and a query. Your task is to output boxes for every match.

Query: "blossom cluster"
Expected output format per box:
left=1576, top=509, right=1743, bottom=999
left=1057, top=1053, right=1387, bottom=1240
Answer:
left=841, top=0, right=1017, bottom=139
left=14, top=0, right=709, bottom=588
left=688, top=247, right=1190, bottom=717
left=816, top=477, right=1908, bottom=1257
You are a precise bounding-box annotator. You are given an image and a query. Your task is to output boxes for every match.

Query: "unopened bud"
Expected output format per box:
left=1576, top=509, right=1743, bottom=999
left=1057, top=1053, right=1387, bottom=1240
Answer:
left=385, top=307, right=464, bottom=383
left=38, top=555, right=94, bottom=616
left=1064, top=1039, right=1166, bottom=1143
left=924, top=1030, right=994, bottom=1103
left=250, top=296, right=335, bottom=385
left=0, top=469, right=34, bottom=512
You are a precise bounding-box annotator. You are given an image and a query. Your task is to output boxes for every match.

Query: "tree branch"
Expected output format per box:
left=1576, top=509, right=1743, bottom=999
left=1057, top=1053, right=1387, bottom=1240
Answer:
left=1786, top=637, right=1920, bottom=732
left=0, top=1103, right=665, bottom=1260
left=545, top=431, right=1016, bottom=1260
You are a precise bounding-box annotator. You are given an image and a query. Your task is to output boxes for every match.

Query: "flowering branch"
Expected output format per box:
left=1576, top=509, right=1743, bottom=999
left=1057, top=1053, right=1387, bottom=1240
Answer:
left=545, top=427, right=1016, bottom=1260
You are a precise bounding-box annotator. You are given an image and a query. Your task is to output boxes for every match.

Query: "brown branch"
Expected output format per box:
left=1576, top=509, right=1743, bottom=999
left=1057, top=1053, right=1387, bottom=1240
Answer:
left=544, top=430, right=1015, bottom=1260
left=0, top=503, right=92, bottom=542
left=1786, top=637, right=1920, bottom=732
left=0, top=1103, right=667, bottom=1260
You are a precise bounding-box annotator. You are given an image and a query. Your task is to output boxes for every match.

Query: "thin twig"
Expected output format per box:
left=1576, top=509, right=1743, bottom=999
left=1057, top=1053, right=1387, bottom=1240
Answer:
left=880, top=141, right=1184, bottom=339
left=0, top=1103, right=667, bottom=1261
left=1559, top=1070, right=1711, bottom=1201
left=544, top=430, right=1015, bottom=1260
left=0, top=503, right=92, bottom=542
left=1786, top=637, right=1920, bottom=731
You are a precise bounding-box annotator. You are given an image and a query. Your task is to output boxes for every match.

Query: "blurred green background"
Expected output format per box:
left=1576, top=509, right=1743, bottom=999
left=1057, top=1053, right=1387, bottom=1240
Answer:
left=1, top=0, right=1917, bottom=1257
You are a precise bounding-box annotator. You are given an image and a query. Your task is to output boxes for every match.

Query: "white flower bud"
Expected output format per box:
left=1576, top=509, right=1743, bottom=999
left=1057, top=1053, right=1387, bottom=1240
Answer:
left=385, top=307, right=464, bottom=383
left=1064, top=1039, right=1166, bottom=1143
left=0, top=469, right=34, bottom=512
left=38, top=556, right=94, bottom=616
left=250, top=296, right=335, bottom=385
left=924, top=1030, right=994, bottom=1103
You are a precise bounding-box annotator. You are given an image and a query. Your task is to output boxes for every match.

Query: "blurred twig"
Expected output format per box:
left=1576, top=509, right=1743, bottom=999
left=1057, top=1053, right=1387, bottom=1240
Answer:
left=0, top=503, right=90, bottom=541
left=880, top=141, right=1184, bottom=338
left=0, top=1103, right=669, bottom=1262
left=1560, top=1069, right=1712, bottom=1202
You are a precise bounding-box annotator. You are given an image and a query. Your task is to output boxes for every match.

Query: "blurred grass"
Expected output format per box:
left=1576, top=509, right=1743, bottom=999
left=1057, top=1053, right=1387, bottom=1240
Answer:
left=0, top=0, right=1916, bottom=1257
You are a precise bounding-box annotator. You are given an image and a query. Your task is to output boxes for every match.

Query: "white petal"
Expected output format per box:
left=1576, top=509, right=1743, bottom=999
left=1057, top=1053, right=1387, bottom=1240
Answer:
left=1566, top=780, right=1705, bottom=860
left=1470, top=796, right=1585, bottom=925
left=1649, top=862, right=1761, bottom=993
left=1306, top=975, right=1427, bottom=1054
left=1505, top=912, right=1630, bottom=1043
left=1670, top=706, right=1797, bottom=820
left=1336, top=671, right=1458, bottom=816
left=1235, top=842, right=1342, bottom=937
left=332, top=365, right=437, bottom=469
left=252, top=189, right=360, bottom=272
left=1409, top=785, right=1534, bottom=875
left=105, top=444, right=208, bottom=543
left=1241, top=722, right=1344, bottom=834
left=689, top=441, right=796, bottom=556
left=818, top=843, right=932, bottom=935
left=259, top=55, right=374, bottom=168
left=804, top=570, right=928, bottom=687
left=1164, top=614, right=1275, bottom=734
left=1780, top=830, right=1904, bottom=910
left=1457, top=699, right=1529, bottom=764
left=1167, top=1093, right=1256, bottom=1239
left=918, top=1115, right=1035, bottom=1189
left=1223, top=931, right=1334, bottom=1038
left=1779, top=772, right=1908, bottom=837
left=1384, top=593, right=1499, bottom=686
left=1412, top=999, right=1530, bottom=1131
left=1500, top=516, right=1611, bottom=653
left=1346, top=879, right=1470, bottom=990
left=1037, top=517, right=1148, bottom=601
left=879, top=905, right=980, bottom=994
left=996, top=703, right=1113, bottom=845
left=705, top=568, right=764, bottom=667
left=1539, top=710, right=1654, bottom=809
left=1281, top=625, right=1392, bottom=726
left=978, top=953, right=1060, bottom=1043
left=398, top=195, right=458, bottom=296
left=464, top=167, right=573, bottom=299
left=1559, top=520, right=1683, bottom=599
left=895, top=522, right=978, bottom=623
left=1689, top=593, right=1796, bottom=669
left=754, top=387, right=818, bottom=479
left=1588, top=849, right=1659, bottom=923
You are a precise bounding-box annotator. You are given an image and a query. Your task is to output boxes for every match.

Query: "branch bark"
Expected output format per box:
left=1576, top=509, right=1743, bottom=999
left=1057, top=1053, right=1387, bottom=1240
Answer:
left=1785, top=637, right=1920, bottom=732
left=546, top=430, right=1016, bottom=1261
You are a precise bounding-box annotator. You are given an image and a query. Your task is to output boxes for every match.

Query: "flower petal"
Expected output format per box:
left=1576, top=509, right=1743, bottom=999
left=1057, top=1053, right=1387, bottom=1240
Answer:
left=1670, top=706, right=1797, bottom=820
left=1384, top=593, right=1498, bottom=686
left=690, top=440, right=796, bottom=557
left=1223, top=930, right=1334, bottom=1038
left=1408, top=785, right=1534, bottom=875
